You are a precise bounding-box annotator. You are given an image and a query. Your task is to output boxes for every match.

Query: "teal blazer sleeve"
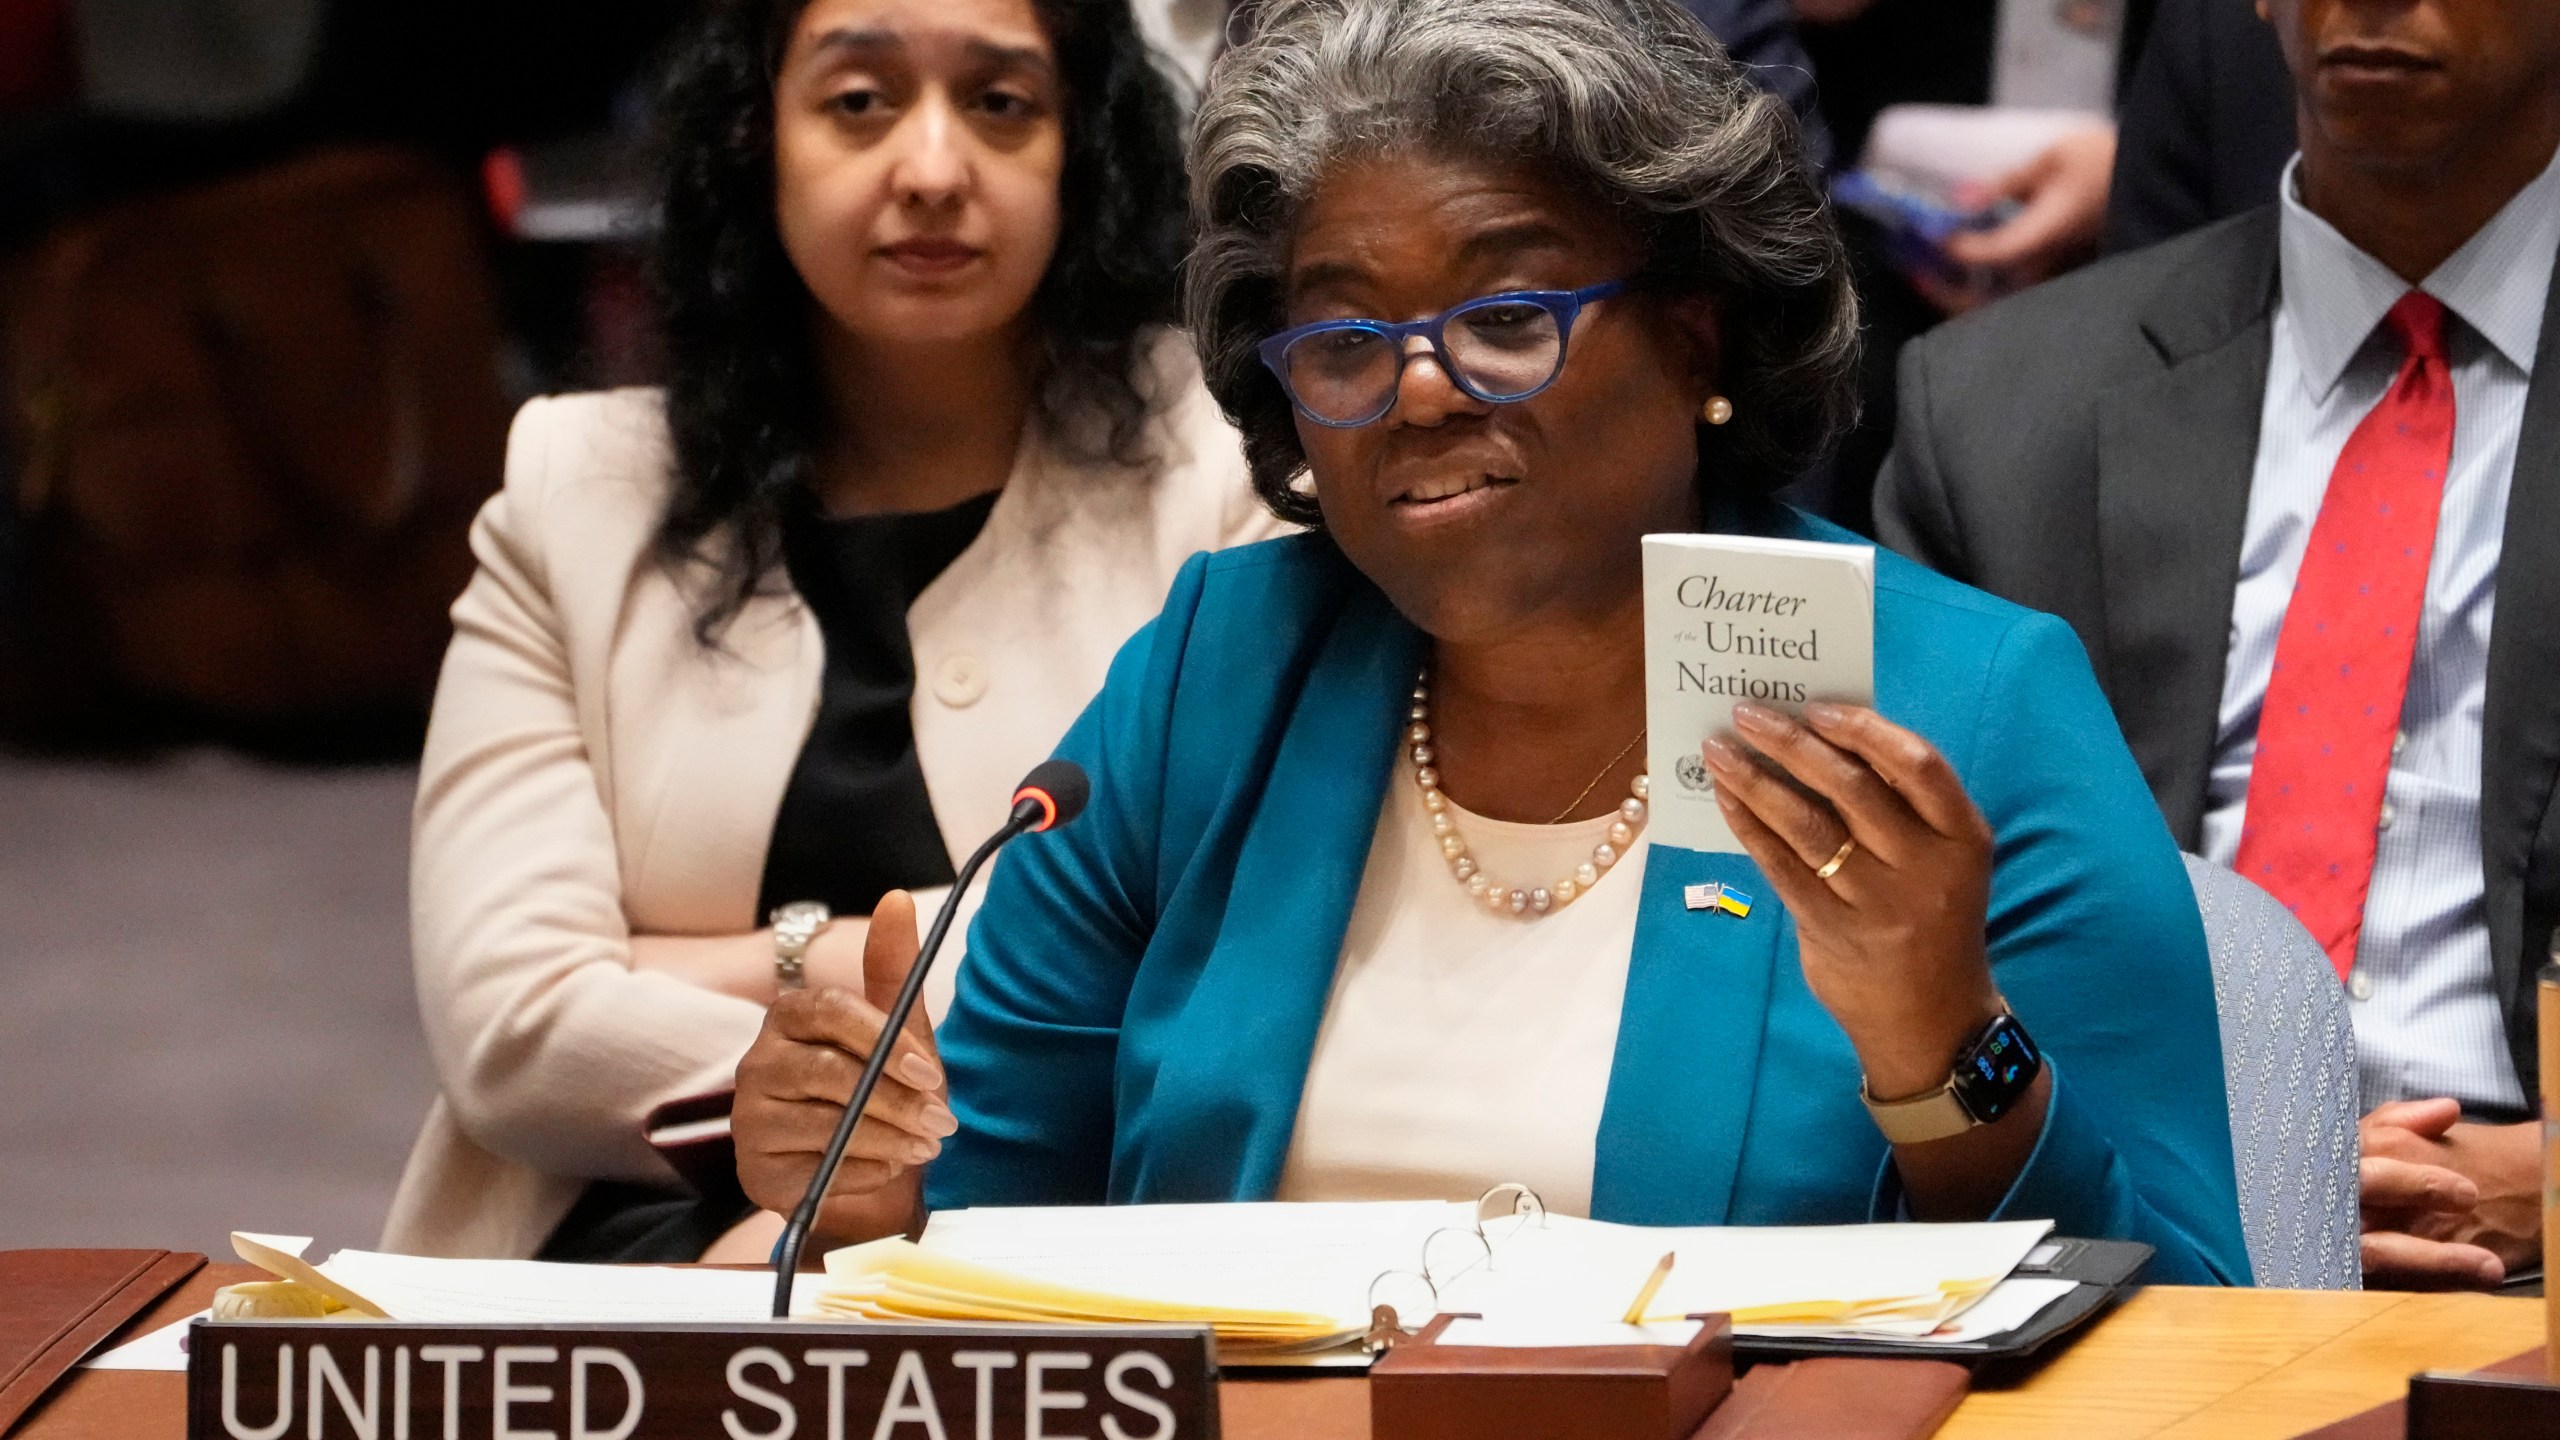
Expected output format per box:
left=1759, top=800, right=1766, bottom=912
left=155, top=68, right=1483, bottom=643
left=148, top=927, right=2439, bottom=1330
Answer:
left=927, top=526, right=2251, bottom=1288
left=1870, top=601, right=2253, bottom=1282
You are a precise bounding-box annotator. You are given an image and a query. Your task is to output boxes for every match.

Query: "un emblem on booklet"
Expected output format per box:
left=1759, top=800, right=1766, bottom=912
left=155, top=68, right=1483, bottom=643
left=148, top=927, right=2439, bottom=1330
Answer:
left=1674, top=753, right=1713, bottom=793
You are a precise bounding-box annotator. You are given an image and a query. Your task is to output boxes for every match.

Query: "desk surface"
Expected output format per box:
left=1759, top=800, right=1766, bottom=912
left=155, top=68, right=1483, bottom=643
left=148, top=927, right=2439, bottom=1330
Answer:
left=19, top=1266, right=2544, bottom=1440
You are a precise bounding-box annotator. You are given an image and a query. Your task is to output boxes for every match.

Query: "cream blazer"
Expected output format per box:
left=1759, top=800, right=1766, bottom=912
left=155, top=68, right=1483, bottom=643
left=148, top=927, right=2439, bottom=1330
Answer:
left=383, top=340, right=1285, bottom=1257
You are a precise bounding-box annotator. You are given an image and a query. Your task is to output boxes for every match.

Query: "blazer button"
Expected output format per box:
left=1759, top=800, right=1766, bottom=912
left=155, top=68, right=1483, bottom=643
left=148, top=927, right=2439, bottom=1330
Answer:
left=932, top=653, right=989, bottom=708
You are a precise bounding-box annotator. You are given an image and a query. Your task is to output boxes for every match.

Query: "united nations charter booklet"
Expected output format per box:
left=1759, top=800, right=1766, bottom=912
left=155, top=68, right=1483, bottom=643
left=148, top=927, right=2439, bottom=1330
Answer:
left=1642, top=533, right=1876, bottom=854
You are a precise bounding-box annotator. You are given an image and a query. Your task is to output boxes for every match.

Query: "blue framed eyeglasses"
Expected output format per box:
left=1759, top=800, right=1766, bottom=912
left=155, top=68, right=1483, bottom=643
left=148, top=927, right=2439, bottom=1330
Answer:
left=1258, top=279, right=1631, bottom=429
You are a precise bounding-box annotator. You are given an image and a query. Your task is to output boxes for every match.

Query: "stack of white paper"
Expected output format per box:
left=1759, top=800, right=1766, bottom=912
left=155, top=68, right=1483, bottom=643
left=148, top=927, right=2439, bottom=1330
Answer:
left=90, top=1208, right=2071, bottom=1377
left=818, top=1201, right=1466, bottom=1358
left=1434, top=1214, right=2055, bottom=1335
left=879, top=1202, right=2060, bottom=1353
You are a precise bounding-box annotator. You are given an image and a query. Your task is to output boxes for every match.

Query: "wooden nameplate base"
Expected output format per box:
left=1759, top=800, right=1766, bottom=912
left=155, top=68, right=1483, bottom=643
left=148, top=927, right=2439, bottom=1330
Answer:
left=2405, top=1366, right=2560, bottom=1438
left=1370, top=1312, right=1734, bottom=1440
left=186, top=1318, right=1219, bottom=1440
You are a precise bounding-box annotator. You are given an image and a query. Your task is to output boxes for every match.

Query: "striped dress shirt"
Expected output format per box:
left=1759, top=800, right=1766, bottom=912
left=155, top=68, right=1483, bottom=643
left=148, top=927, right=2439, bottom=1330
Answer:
left=2199, top=151, right=2560, bottom=1116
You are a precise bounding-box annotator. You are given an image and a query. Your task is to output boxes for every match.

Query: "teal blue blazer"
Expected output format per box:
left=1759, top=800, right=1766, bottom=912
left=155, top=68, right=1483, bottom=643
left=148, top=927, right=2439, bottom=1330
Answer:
left=927, top=504, right=2252, bottom=1286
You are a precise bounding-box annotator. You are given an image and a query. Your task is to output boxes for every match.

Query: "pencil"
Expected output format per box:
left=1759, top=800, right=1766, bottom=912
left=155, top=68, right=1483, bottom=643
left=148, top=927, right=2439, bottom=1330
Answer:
left=1620, top=1251, right=1676, bottom=1325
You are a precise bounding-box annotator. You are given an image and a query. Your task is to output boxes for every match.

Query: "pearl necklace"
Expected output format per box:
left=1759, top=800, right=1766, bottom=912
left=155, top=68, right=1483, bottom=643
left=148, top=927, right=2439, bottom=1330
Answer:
left=1405, top=669, right=1651, bottom=918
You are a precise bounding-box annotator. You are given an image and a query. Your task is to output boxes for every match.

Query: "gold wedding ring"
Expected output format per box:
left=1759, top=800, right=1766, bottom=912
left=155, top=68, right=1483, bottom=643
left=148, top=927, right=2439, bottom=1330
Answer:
left=1815, top=837, right=1857, bottom=880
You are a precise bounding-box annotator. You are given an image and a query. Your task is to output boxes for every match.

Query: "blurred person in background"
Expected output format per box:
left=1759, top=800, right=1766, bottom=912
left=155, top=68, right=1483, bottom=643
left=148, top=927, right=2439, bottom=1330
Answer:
left=1676, top=0, right=1836, bottom=167
left=1879, top=0, right=2560, bottom=1290
left=381, top=0, right=1282, bottom=1263
left=0, top=0, right=74, bottom=606
left=0, top=0, right=691, bottom=756
left=1140, top=0, right=1836, bottom=162
left=2, top=1, right=683, bottom=240
left=1795, top=0, right=2147, bottom=530
left=2103, top=0, right=2294, bottom=253
left=1802, top=0, right=2145, bottom=304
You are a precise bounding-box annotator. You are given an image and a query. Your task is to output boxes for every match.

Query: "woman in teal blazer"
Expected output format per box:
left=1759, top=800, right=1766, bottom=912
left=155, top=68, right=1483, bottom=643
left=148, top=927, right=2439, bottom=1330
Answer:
left=728, top=0, right=2250, bottom=1286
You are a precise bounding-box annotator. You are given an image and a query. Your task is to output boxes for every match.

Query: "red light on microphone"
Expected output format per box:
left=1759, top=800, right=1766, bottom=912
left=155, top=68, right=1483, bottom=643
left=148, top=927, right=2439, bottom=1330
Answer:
left=1009, top=760, right=1089, bottom=834
left=1013, top=784, right=1061, bottom=833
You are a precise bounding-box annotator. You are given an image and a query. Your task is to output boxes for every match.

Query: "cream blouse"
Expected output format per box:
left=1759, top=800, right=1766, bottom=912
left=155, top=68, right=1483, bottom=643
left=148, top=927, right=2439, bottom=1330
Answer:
left=1276, top=771, right=1650, bottom=1218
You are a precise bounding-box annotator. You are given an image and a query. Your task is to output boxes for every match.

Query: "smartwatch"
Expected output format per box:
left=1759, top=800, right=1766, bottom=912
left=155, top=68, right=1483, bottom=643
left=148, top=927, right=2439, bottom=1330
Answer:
left=1861, top=1009, right=2043, bottom=1145
left=769, top=901, right=833, bottom=992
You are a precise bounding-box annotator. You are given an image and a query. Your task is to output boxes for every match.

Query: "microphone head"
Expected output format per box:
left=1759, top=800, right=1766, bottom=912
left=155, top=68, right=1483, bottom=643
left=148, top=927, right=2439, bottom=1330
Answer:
left=1011, top=759, right=1091, bottom=833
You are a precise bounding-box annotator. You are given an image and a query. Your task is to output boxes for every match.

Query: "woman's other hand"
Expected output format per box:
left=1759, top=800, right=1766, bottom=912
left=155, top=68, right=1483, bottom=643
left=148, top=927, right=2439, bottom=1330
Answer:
left=733, top=890, right=953, bottom=1245
left=1705, top=700, right=2047, bottom=1219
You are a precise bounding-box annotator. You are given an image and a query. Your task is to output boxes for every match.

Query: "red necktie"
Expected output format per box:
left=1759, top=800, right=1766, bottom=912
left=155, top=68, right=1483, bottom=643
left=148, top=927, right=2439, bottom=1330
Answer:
left=2235, top=292, right=2454, bottom=982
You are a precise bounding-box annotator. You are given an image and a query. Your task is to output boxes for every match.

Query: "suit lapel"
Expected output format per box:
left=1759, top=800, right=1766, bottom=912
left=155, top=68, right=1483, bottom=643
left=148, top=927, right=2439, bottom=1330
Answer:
left=1590, top=846, right=1783, bottom=1226
left=1588, top=496, right=1795, bottom=1224
left=2480, top=247, right=2560, bottom=1089
left=1205, top=585, right=1425, bottom=1200
left=2094, top=210, right=2281, bottom=847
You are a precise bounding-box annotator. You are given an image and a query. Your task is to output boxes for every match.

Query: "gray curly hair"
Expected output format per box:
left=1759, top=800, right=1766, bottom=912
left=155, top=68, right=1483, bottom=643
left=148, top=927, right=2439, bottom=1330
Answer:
left=1186, top=0, right=1861, bottom=527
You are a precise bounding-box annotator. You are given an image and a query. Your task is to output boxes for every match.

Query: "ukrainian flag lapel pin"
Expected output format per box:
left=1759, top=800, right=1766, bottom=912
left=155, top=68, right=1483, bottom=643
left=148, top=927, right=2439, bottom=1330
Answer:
left=1683, top=882, right=1754, bottom=919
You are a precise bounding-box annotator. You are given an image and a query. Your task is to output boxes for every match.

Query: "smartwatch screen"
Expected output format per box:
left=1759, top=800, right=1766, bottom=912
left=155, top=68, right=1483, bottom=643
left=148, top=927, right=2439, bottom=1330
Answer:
left=1952, top=1013, right=2042, bottom=1124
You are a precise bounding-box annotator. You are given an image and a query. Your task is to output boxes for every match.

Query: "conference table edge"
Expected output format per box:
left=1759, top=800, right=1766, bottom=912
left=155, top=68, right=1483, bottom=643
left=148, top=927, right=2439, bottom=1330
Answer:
left=13, top=1268, right=2541, bottom=1440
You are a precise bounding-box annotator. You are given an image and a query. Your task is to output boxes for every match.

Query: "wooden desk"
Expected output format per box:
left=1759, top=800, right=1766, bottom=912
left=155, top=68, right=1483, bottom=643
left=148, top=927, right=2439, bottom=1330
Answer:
left=18, top=1267, right=2544, bottom=1440
left=1936, top=1287, right=2542, bottom=1439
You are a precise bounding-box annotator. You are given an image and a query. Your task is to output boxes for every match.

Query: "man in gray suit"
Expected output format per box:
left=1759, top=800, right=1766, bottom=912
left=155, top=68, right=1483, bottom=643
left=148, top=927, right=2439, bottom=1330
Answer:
left=1878, top=0, right=2560, bottom=1289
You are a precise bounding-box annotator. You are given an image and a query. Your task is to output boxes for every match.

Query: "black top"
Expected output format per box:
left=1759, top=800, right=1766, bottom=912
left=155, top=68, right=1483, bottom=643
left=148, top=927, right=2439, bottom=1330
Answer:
left=1797, top=0, right=2161, bottom=168
left=757, top=485, right=1001, bottom=918
left=538, top=482, right=996, bottom=1265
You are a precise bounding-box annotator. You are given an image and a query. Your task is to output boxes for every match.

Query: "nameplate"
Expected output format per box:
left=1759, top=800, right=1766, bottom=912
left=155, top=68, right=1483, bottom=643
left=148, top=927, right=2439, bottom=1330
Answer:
left=2407, top=1368, right=2560, bottom=1438
left=185, top=1319, right=1220, bottom=1440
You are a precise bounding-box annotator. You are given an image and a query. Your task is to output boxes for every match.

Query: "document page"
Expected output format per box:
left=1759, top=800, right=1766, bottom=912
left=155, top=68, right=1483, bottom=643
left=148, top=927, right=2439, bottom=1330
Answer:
left=918, top=1199, right=1470, bottom=1322
left=914, top=1204, right=2052, bottom=1339
left=85, top=1238, right=829, bottom=1373
left=1438, top=1215, right=2055, bottom=1329
left=315, top=1250, right=825, bottom=1324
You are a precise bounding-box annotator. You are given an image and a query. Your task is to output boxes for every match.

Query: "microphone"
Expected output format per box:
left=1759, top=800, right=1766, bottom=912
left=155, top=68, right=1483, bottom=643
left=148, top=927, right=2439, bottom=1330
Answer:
left=770, top=759, right=1090, bottom=1316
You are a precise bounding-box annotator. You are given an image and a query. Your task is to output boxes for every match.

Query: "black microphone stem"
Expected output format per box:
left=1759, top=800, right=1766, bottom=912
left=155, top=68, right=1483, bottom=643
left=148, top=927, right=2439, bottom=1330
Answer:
left=769, top=812, right=1030, bottom=1319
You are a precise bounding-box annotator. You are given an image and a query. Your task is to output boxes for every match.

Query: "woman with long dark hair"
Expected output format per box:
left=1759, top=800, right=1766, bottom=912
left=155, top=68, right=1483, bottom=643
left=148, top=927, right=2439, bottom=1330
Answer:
left=383, top=0, right=1279, bottom=1260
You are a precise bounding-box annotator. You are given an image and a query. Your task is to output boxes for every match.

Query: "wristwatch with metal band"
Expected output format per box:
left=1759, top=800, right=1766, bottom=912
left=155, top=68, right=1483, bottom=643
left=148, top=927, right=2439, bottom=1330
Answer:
left=769, top=901, right=833, bottom=992
left=1860, top=1009, right=2043, bottom=1145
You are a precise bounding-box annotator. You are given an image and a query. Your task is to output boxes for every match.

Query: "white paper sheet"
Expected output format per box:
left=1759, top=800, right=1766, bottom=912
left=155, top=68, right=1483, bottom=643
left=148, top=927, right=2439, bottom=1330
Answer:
left=1436, top=1215, right=2053, bottom=1327
left=920, top=1200, right=1471, bottom=1321
left=1742, top=1276, right=2079, bottom=1344
left=82, top=1312, right=204, bottom=1371
left=80, top=1239, right=833, bottom=1374
left=920, top=1203, right=2054, bottom=1343
left=313, top=1250, right=825, bottom=1324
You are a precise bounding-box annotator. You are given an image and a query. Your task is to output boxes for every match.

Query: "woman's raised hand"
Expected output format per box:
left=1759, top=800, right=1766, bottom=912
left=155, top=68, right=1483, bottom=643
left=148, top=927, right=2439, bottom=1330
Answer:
left=734, top=889, right=957, bottom=1245
left=1701, top=702, right=2002, bottom=1102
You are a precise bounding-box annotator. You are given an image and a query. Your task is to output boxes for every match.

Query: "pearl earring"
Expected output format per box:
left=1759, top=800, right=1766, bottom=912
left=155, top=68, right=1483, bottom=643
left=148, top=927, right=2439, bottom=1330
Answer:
left=1701, top=396, right=1734, bottom=426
